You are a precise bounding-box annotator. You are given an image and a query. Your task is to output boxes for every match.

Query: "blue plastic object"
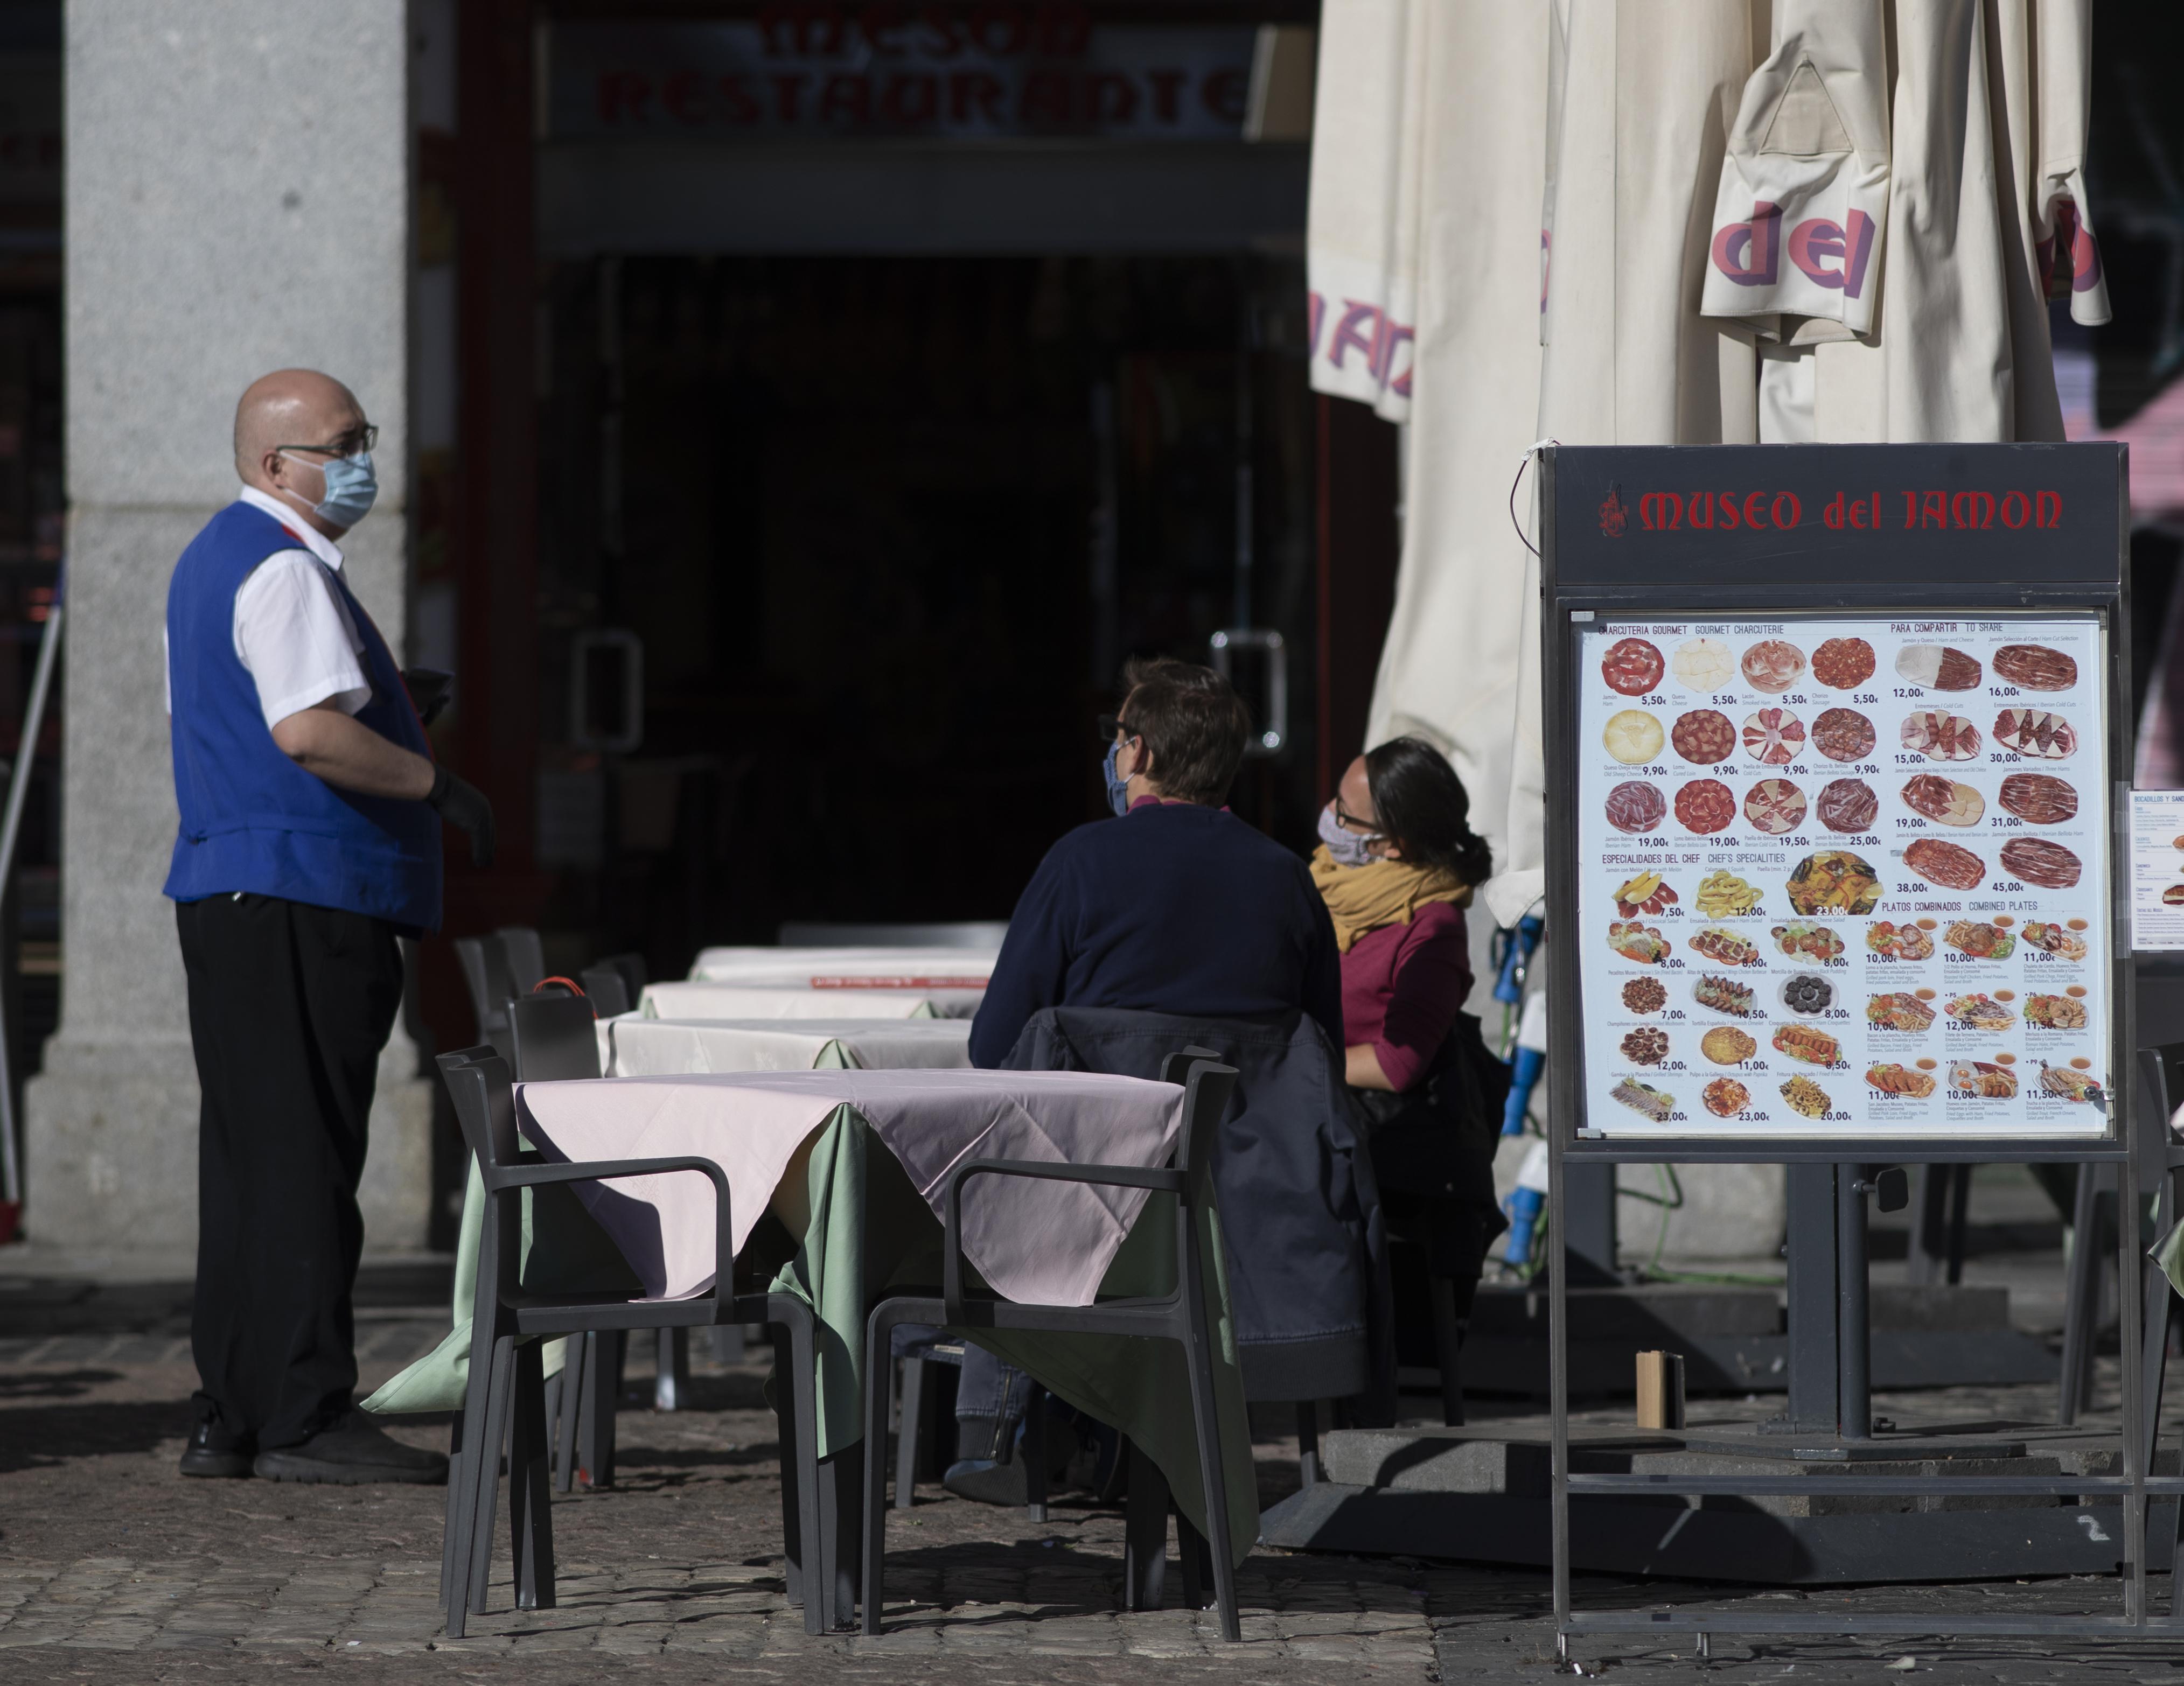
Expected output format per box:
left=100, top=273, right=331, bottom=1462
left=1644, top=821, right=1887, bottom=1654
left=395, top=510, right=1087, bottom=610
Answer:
left=1503, top=1186, right=1544, bottom=1267
left=1492, top=913, right=1544, bottom=1005
left=1502, top=1045, right=1545, bottom=1136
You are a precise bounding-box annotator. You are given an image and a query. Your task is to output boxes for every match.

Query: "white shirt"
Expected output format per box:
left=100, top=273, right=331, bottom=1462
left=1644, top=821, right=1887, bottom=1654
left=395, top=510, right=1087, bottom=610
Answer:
left=164, top=486, right=372, bottom=728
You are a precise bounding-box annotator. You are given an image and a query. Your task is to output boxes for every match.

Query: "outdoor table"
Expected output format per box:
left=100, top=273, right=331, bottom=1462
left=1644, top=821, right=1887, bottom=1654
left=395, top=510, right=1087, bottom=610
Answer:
left=638, top=982, right=952, bottom=1019
left=639, top=980, right=985, bottom=1020
left=608, top=1016, right=972, bottom=1076
left=368, top=1067, right=1254, bottom=1566
left=688, top=945, right=997, bottom=985
left=375, top=1005, right=971, bottom=1405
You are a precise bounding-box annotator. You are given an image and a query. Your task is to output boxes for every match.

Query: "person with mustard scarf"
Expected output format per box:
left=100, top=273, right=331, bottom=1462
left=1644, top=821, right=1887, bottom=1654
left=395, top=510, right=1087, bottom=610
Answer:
left=1311, top=737, right=1510, bottom=1424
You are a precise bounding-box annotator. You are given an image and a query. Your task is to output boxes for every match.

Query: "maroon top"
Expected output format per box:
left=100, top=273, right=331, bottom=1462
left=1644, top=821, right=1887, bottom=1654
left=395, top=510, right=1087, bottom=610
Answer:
left=1339, top=900, right=1474, bottom=1093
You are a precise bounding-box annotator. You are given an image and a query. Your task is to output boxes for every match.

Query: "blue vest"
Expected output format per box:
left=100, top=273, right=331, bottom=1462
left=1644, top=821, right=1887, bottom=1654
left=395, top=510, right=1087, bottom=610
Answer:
left=164, top=501, right=442, bottom=933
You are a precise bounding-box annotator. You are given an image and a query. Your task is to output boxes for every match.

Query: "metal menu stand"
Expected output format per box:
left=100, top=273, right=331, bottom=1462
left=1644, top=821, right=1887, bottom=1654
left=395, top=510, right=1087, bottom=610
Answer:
left=1540, top=444, right=2169, bottom=1647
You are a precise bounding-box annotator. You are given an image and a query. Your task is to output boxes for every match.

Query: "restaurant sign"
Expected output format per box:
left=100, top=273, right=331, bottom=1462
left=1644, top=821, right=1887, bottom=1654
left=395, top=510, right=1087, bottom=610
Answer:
left=546, top=10, right=1256, bottom=143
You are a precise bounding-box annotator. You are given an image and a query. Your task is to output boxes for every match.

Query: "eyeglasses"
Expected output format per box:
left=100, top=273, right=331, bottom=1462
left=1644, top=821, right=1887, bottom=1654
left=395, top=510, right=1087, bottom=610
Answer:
left=1097, top=713, right=1140, bottom=743
left=1332, top=799, right=1384, bottom=837
left=276, top=423, right=378, bottom=458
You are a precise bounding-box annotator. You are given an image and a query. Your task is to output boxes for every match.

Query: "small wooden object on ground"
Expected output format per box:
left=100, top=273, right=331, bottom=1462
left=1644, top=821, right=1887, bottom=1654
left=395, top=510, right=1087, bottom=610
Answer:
left=1635, top=1349, right=1685, bottom=1430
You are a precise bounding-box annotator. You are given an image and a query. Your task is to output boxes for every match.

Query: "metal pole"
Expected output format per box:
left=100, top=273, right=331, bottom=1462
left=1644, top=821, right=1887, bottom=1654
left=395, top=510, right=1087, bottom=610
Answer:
left=1548, top=1097, right=1570, bottom=1639
left=1560, top=1160, right=1619, bottom=1285
left=0, top=580, right=62, bottom=1208
left=1837, top=1165, right=1871, bottom=1440
left=1906, top=1164, right=1945, bottom=1287
left=1778, top=1160, right=1840, bottom=1435
left=2123, top=1141, right=2146, bottom=1628
left=2060, top=1164, right=2102, bottom=1425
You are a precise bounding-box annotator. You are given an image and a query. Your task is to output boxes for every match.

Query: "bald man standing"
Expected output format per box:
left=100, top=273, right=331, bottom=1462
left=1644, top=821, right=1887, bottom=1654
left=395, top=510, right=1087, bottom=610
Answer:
left=165, top=370, right=493, bottom=1484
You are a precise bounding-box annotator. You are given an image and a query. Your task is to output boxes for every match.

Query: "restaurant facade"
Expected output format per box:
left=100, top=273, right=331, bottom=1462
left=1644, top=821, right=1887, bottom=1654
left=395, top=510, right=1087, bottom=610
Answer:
left=27, top=0, right=1405, bottom=1254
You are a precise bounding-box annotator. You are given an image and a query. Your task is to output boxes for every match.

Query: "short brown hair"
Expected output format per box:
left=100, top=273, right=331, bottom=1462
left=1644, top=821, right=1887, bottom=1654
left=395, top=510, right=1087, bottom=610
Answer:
left=1119, top=657, right=1250, bottom=806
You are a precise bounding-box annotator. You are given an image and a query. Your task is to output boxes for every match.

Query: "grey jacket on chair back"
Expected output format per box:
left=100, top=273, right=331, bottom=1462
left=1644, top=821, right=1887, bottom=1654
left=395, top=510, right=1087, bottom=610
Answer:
left=999, top=1005, right=1394, bottom=1414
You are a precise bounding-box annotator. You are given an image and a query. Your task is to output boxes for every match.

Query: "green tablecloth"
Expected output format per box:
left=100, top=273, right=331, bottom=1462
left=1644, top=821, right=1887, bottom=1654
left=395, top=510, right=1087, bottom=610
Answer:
left=366, top=1078, right=1256, bottom=1566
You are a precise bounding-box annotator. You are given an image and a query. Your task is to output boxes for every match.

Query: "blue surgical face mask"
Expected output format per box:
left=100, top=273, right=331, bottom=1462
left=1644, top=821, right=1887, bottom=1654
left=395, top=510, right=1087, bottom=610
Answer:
left=281, top=449, right=378, bottom=530
left=1318, top=802, right=1383, bottom=868
left=1104, top=739, right=1135, bottom=817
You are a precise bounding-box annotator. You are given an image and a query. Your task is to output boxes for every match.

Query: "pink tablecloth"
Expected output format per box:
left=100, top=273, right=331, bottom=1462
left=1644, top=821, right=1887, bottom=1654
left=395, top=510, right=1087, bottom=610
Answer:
left=514, top=1068, right=1183, bottom=1308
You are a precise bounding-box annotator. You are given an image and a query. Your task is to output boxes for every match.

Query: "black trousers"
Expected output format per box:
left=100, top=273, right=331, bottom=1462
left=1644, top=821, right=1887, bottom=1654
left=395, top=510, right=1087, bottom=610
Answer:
left=177, top=892, right=404, bottom=1449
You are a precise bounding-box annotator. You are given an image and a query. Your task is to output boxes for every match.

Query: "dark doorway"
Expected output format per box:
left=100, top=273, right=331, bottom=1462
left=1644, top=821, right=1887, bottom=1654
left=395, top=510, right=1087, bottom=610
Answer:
left=531, top=251, right=1319, bottom=975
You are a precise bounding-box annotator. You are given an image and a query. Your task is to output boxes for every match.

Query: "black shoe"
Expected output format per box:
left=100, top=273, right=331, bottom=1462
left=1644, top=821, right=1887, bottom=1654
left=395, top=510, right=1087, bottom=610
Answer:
left=941, top=1454, right=1028, bottom=1506
left=942, top=1400, right=1078, bottom=1506
left=253, top=1411, right=448, bottom=1486
left=178, top=1418, right=255, bottom=1479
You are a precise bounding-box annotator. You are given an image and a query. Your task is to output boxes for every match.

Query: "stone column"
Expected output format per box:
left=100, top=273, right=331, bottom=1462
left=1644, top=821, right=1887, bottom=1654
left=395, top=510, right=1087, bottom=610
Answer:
left=25, top=2, right=429, bottom=1257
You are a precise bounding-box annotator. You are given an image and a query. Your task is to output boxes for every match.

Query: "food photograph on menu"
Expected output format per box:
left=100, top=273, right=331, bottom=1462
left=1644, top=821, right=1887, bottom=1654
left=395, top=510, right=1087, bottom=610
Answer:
left=1578, top=615, right=2110, bottom=1141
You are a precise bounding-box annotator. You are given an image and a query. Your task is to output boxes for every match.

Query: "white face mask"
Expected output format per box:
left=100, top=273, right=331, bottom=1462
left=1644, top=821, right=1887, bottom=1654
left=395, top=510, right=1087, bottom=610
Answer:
left=1318, top=802, right=1383, bottom=868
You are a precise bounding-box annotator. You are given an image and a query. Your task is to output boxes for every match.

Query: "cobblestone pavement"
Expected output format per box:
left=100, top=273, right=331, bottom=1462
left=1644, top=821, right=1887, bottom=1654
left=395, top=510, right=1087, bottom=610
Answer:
left=6, top=1318, right=2184, bottom=1685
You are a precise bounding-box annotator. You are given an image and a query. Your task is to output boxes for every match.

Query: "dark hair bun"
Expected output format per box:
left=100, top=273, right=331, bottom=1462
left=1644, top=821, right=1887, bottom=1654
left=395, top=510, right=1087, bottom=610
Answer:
left=1363, top=737, right=1492, bottom=885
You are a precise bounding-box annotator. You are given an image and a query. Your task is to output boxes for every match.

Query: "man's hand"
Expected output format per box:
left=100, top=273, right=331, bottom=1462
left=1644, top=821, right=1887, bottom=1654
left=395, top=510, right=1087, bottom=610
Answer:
left=427, top=767, right=496, bottom=869
left=270, top=699, right=496, bottom=869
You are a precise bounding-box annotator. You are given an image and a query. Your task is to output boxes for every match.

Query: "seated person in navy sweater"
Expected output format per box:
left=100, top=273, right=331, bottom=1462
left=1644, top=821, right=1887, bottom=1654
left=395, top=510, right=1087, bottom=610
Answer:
left=943, top=657, right=1343, bottom=1504
left=969, top=657, right=1344, bottom=1066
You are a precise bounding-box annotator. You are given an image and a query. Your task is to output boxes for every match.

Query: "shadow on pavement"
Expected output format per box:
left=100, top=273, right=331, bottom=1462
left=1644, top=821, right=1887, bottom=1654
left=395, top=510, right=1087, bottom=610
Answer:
left=0, top=1366, right=123, bottom=1401
left=0, top=1396, right=194, bottom=1471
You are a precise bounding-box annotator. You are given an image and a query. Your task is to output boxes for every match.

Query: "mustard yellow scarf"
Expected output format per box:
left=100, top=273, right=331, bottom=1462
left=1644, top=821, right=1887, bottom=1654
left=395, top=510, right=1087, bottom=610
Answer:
left=1309, top=844, right=1471, bottom=954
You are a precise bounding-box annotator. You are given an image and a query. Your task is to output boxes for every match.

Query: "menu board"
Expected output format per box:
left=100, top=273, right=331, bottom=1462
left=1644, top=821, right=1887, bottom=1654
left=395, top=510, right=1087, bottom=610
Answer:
left=1575, top=613, right=2109, bottom=1140
left=2129, top=790, right=2184, bottom=952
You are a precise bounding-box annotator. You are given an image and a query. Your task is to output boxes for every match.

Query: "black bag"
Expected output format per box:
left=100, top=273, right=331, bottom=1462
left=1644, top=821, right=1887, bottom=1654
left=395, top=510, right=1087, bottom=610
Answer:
left=1348, top=1011, right=1510, bottom=1283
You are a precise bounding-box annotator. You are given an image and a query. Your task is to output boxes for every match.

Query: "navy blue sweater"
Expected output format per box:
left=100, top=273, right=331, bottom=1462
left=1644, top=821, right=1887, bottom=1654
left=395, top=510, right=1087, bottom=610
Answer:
left=969, top=800, right=1345, bottom=1068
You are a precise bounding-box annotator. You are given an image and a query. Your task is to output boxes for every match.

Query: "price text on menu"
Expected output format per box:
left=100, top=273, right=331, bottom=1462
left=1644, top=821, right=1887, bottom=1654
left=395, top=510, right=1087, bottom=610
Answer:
left=1576, top=614, right=2108, bottom=1140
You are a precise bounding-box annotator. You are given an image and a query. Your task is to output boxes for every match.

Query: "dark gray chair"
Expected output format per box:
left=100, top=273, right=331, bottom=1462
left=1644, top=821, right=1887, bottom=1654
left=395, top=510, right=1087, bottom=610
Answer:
left=435, top=1044, right=834, bottom=1636
left=504, top=992, right=616, bottom=1490
left=453, top=934, right=520, bottom=1058
left=593, top=950, right=648, bottom=998
left=538, top=969, right=695, bottom=1412
left=506, top=991, right=702, bottom=1488
left=579, top=966, right=632, bottom=1018
left=497, top=926, right=547, bottom=994
left=998, top=1007, right=1395, bottom=1481
left=859, top=1053, right=1246, bottom=1641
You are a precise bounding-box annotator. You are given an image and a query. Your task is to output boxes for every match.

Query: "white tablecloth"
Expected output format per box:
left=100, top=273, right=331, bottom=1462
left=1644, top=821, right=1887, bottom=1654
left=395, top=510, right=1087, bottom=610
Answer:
left=609, top=1016, right=973, bottom=1076
left=687, top=945, right=997, bottom=987
left=637, top=981, right=938, bottom=1020
left=514, top=1068, right=1183, bottom=1308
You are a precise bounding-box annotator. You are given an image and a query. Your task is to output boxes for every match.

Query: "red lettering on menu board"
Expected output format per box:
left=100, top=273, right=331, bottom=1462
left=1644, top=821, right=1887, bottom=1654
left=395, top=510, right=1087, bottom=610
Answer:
left=1618, top=486, right=2061, bottom=537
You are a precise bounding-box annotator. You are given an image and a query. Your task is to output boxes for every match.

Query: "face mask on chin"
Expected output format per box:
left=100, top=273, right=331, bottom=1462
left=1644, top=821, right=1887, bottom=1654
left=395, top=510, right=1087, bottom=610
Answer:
left=1317, top=802, right=1383, bottom=868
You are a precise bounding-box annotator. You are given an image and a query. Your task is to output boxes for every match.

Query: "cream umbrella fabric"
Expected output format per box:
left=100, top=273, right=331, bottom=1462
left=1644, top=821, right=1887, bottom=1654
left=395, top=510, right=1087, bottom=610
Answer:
left=1505, top=0, right=1765, bottom=908
left=1727, top=0, right=2112, bottom=444
left=1535, top=0, right=1763, bottom=449
left=1310, top=0, right=2109, bottom=903
left=1308, top=0, right=1548, bottom=923
left=1302, top=0, right=1426, bottom=419
left=1699, top=1, right=1893, bottom=344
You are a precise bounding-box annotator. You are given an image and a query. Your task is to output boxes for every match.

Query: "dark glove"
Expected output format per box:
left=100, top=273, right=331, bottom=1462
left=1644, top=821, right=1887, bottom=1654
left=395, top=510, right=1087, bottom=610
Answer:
left=427, top=766, right=496, bottom=870
left=402, top=668, right=453, bottom=730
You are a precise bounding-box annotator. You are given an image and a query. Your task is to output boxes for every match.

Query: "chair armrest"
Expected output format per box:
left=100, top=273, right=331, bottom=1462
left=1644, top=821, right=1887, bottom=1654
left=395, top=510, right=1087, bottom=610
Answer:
left=941, top=1156, right=1185, bottom=1323
left=485, top=1155, right=734, bottom=1304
